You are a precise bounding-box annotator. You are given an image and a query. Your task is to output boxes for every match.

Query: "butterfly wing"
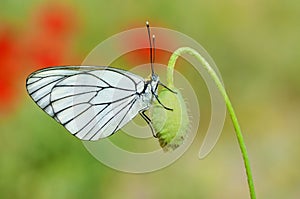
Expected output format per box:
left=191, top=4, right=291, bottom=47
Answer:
left=26, top=66, right=147, bottom=140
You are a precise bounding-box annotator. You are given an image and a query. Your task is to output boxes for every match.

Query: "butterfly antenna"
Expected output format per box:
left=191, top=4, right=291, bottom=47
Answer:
left=146, top=21, right=154, bottom=76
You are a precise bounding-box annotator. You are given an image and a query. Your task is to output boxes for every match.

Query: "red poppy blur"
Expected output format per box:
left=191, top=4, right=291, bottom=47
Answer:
left=25, top=33, right=66, bottom=68
left=37, top=3, right=77, bottom=37
left=121, top=23, right=172, bottom=67
left=0, top=27, right=19, bottom=75
left=120, top=24, right=171, bottom=69
left=26, top=3, right=78, bottom=69
left=0, top=3, right=78, bottom=115
left=0, top=26, right=20, bottom=112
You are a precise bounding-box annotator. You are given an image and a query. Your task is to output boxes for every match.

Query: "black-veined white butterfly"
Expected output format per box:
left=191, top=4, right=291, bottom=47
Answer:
left=26, top=22, right=175, bottom=141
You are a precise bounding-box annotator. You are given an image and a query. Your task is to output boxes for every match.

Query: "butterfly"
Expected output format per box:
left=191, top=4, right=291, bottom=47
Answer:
left=26, top=21, right=175, bottom=141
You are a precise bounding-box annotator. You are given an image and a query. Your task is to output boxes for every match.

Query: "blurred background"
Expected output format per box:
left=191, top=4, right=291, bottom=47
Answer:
left=1, top=0, right=300, bottom=198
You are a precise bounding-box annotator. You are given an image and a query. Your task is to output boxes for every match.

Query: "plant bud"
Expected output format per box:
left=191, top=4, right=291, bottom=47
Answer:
left=150, top=87, right=189, bottom=151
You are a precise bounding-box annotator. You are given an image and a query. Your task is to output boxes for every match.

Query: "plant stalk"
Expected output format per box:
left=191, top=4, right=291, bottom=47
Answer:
left=167, top=47, right=256, bottom=199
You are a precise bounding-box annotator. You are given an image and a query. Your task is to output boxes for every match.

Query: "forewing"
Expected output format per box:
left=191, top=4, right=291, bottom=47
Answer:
left=26, top=66, right=146, bottom=140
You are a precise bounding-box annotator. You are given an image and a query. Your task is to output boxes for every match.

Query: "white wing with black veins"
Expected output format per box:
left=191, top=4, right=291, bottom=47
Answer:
left=26, top=66, right=147, bottom=140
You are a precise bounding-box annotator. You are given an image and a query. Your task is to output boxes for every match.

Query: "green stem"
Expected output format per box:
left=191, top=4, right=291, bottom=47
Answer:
left=167, top=47, right=256, bottom=199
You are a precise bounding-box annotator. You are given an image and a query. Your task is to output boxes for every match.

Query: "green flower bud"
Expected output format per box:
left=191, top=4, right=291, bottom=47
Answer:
left=150, top=87, right=189, bottom=151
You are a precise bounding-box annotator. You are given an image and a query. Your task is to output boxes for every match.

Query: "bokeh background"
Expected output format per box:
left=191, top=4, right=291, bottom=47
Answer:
left=1, top=0, right=300, bottom=198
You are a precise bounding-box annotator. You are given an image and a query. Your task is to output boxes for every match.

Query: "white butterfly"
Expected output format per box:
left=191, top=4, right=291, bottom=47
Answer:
left=26, top=22, right=174, bottom=141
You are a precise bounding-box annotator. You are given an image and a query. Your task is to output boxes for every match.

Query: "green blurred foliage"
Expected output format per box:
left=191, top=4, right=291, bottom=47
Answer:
left=1, top=0, right=300, bottom=198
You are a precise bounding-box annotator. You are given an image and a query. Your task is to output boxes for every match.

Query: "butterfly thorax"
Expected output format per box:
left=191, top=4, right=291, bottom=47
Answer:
left=139, top=74, right=159, bottom=108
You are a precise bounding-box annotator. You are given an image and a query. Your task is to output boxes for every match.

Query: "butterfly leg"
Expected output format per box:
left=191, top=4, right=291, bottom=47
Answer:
left=140, top=110, right=157, bottom=138
left=158, top=81, right=177, bottom=94
left=152, top=93, right=173, bottom=111
left=153, top=81, right=177, bottom=110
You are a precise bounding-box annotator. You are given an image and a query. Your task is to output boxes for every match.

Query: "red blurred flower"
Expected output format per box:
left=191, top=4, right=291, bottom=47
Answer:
left=26, top=33, right=66, bottom=67
left=121, top=23, right=171, bottom=67
left=0, top=3, right=79, bottom=114
left=25, top=3, right=78, bottom=68
left=121, top=35, right=170, bottom=66
left=37, top=3, right=76, bottom=37
left=0, top=26, right=20, bottom=111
